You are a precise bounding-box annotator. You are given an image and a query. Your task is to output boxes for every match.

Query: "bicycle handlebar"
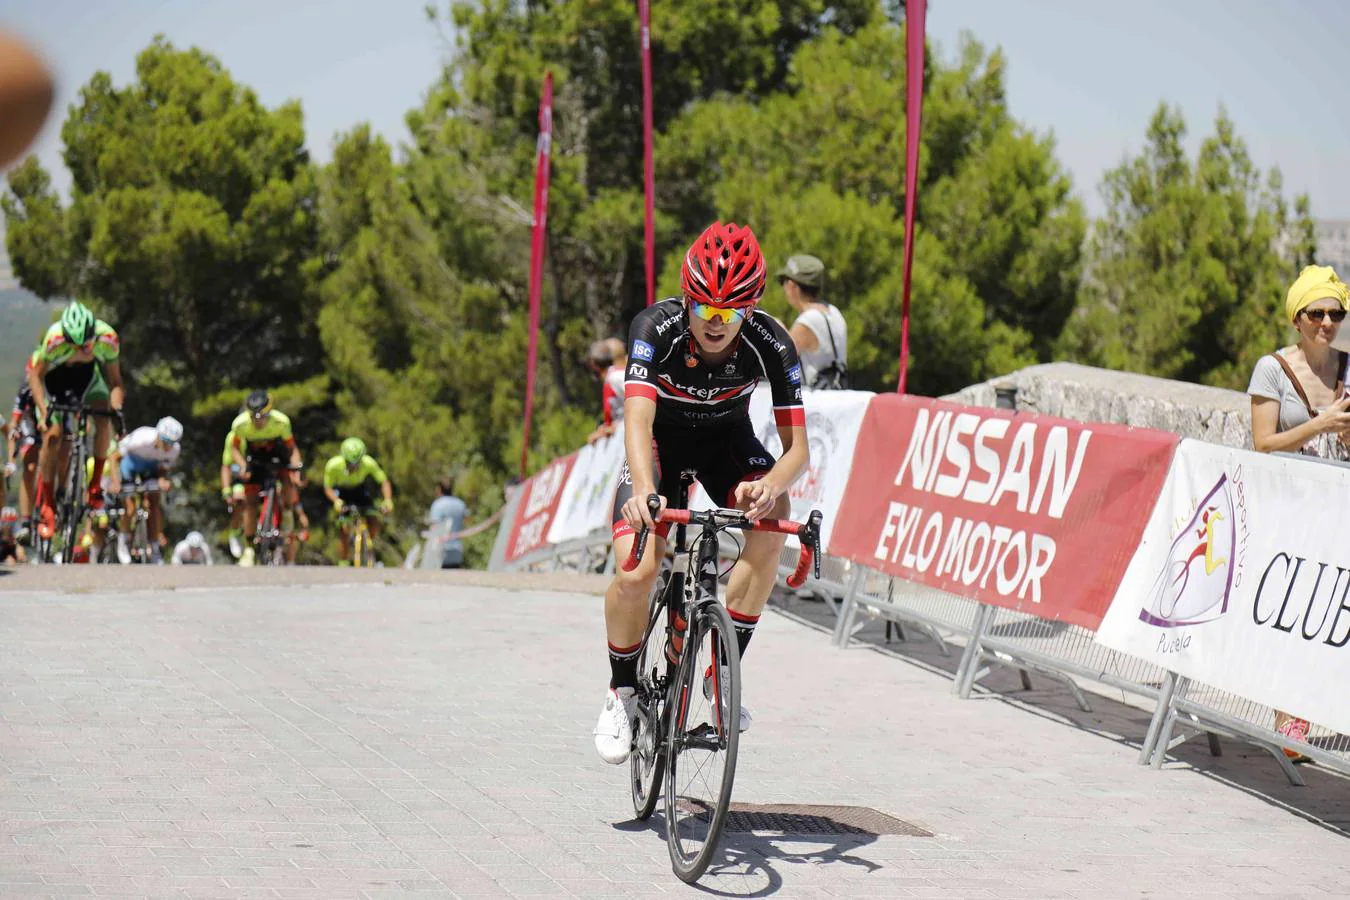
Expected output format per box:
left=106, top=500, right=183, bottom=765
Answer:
left=622, top=494, right=824, bottom=589
left=46, top=403, right=124, bottom=435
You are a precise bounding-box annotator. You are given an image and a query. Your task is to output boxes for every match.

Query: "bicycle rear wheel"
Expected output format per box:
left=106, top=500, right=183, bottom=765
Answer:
left=631, top=570, right=677, bottom=820
left=664, top=593, right=740, bottom=883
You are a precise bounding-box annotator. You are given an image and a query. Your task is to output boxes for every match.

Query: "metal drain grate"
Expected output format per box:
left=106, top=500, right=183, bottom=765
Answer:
left=720, top=803, right=932, bottom=836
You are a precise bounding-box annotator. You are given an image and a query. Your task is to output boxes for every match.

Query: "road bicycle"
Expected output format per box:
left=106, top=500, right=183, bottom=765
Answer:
left=116, top=479, right=163, bottom=563
left=35, top=402, right=121, bottom=564
left=250, top=462, right=304, bottom=567
left=623, top=474, right=822, bottom=883
left=337, top=504, right=379, bottom=568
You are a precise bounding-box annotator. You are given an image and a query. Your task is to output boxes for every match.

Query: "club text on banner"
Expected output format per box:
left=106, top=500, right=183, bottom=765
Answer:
left=1096, top=440, right=1350, bottom=736
left=505, top=452, right=578, bottom=563
left=827, top=395, right=1179, bottom=628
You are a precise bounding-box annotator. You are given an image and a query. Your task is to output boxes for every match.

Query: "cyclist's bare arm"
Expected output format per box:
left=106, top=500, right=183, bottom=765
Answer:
left=27, top=359, right=49, bottom=423
left=621, top=395, right=662, bottom=530
left=103, top=360, right=124, bottom=411
left=765, top=423, right=809, bottom=495
left=380, top=479, right=393, bottom=505
left=229, top=434, right=250, bottom=473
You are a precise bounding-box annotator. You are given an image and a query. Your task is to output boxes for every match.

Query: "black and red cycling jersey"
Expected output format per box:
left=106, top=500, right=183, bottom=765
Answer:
left=623, top=298, right=805, bottom=429
left=10, top=379, right=35, bottom=429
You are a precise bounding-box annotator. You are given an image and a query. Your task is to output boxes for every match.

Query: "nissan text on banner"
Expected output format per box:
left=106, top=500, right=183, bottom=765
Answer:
left=1096, top=440, right=1350, bottom=737
left=504, top=452, right=577, bottom=565
left=829, top=396, right=1179, bottom=628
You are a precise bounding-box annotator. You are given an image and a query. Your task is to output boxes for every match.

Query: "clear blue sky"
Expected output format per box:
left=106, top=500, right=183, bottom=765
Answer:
left=4, top=0, right=1349, bottom=218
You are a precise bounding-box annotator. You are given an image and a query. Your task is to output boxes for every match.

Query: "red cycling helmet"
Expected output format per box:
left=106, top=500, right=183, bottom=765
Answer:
left=681, top=221, right=766, bottom=309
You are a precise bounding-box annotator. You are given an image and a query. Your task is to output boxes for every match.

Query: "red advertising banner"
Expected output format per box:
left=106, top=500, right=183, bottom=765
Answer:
left=505, top=452, right=578, bottom=563
left=520, top=71, right=554, bottom=478
left=828, top=395, right=1179, bottom=629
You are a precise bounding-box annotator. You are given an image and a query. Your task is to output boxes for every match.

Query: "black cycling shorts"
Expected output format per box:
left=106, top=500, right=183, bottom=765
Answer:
left=611, top=418, right=775, bottom=540
left=43, top=362, right=97, bottom=407
left=244, top=449, right=290, bottom=486
left=334, top=485, right=375, bottom=514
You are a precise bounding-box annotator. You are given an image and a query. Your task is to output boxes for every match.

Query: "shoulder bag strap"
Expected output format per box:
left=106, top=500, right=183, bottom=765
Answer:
left=1271, top=352, right=1317, bottom=418
left=820, top=305, right=841, bottom=366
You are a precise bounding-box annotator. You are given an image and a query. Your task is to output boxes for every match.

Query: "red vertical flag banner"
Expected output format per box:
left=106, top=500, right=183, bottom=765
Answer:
left=521, top=72, right=554, bottom=479
left=897, top=0, right=925, bottom=394
left=639, top=0, right=655, bottom=306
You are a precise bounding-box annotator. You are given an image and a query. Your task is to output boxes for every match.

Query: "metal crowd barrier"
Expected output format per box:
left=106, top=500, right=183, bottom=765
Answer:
left=485, top=503, right=1350, bottom=786
left=820, top=552, right=1350, bottom=785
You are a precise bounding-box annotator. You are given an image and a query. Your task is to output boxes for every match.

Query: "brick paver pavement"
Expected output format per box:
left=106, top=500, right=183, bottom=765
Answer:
left=1, top=571, right=1348, bottom=898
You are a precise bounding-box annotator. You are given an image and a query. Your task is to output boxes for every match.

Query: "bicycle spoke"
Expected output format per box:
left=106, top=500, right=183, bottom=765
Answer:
left=665, top=598, right=740, bottom=883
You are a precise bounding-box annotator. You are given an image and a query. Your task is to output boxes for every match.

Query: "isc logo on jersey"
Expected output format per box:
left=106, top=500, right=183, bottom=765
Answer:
left=787, top=364, right=802, bottom=385
left=632, top=340, right=655, bottom=361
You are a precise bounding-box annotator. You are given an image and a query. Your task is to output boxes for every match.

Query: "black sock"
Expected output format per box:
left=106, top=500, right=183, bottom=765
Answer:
left=608, top=641, right=641, bottom=690
left=729, top=610, right=759, bottom=658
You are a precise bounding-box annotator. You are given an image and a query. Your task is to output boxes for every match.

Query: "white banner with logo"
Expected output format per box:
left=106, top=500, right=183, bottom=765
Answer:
left=743, top=386, right=873, bottom=549
left=1095, top=439, right=1350, bottom=735
left=546, top=424, right=627, bottom=544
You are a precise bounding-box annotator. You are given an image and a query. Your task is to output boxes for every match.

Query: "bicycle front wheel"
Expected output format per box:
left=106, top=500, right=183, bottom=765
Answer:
left=664, top=594, right=740, bottom=883
left=631, top=570, right=677, bottom=820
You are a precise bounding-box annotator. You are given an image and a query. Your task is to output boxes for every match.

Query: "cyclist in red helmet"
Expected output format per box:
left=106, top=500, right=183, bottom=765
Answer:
left=593, top=221, right=811, bottom=764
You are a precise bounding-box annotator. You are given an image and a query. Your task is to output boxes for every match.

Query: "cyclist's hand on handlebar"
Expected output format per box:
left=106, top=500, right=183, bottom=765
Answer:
left=734, top=479, right=780, bottom=523
left=332, top=497, right=345, bottom=514
left=378, top=498, right=393, bottom=515
left=622, top=490, right=666, bottom=532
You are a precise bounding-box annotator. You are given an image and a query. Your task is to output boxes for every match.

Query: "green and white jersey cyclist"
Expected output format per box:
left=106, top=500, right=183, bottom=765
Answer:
left=322, top=437, right=394, bottom=565
left=27, top=302, right=126, bottom=538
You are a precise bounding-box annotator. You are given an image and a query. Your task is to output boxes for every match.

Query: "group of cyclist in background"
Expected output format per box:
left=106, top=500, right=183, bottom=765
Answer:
left=1, top=302, right=396, bottom=568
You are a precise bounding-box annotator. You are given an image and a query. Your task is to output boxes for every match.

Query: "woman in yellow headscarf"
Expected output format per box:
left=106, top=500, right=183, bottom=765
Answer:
left=1249, top=265, right=1350, bottom=455
left=1247, top=264, right=1350, bottom=762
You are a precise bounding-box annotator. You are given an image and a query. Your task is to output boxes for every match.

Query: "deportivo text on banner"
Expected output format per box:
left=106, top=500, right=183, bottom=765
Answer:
left=520, top=71, right=554, bottom=478
left=828, top=395, right=1179, bottom=629
left=1096, top=440, right=1350, bottom=736
left=505, top=452, right=577, bottom=564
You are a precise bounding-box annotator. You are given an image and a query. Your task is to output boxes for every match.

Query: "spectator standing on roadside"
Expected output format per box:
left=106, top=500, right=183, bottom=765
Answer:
left=778, top=254, right=848, bottom=390
left=586, top=338, right=628, bottom=443
left=1248, top=263, right=1350, bottom=761
left=428, top=477, right=468, bottom=569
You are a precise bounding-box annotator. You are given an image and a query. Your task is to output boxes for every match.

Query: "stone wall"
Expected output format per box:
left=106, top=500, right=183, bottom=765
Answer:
left=945, top=362, right=1252, bottom=449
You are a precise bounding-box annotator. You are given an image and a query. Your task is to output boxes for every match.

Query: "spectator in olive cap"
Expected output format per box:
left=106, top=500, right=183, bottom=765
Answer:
left=777, top=254, right=849, bottom=389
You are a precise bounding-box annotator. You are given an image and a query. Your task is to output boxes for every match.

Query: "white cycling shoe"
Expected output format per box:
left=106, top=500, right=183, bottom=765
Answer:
left=704, top=666, right=751, bottom=733
left=593, top=687, right=638, bottom=765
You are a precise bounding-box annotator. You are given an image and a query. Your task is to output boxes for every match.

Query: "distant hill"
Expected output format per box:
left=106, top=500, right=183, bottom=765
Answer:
left=0, top=288, right=54, bottom=392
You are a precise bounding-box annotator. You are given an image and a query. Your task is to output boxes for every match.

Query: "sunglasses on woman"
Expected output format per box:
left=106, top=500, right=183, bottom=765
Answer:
left=687, top=300, right=748, bottom=325
left=1302, top=308, right=1347, bottom=324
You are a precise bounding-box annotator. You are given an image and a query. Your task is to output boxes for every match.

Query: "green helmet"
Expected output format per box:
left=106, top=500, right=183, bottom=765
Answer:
left=340, top=437, right=366, bottom=466
left=60, top=302, right=96, bottom=345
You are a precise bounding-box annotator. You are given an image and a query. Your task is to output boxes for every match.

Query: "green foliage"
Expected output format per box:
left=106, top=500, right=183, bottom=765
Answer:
left=1059, top=104, right=1313, bottom=388
left=658, top=25, right=1080, bottom=392
left=2, top=10, right=1317, bottom=564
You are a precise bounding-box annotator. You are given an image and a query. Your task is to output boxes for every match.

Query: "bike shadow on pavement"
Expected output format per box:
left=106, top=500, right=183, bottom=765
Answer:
left=771, top=593, right=1350, bottom=842
left=613, top=811, right=883, bottom=897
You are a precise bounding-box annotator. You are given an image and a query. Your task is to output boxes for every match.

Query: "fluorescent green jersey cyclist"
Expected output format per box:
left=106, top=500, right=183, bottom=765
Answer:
left=322, top=437, right=393, bottom=565
left=228, top=389, right=309, bottom=565
left=27, top=302, right=125, bottom=538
